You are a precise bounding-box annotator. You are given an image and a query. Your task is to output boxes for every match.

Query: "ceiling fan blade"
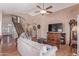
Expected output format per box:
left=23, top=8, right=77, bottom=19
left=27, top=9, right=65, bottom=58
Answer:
left=47, top=11, right=53, bottom=13
left=37, top=5, right=41, bottom=9
left=46, top=6, right=53, bottom=10
left=34, top=11, right=40, bottom=13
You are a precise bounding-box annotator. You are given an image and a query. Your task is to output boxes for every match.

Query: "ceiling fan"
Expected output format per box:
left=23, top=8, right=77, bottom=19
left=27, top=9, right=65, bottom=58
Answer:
left=35, top=3, right=53, bottom=15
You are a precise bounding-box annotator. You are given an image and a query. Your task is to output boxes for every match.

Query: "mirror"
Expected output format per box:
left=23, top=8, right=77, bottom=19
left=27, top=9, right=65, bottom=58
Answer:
left=69, top=19, right=77, bottom=54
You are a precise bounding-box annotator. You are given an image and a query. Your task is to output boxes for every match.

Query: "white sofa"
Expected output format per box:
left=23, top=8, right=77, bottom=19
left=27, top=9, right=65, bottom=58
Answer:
left=17, top=33, right=58, bottom=56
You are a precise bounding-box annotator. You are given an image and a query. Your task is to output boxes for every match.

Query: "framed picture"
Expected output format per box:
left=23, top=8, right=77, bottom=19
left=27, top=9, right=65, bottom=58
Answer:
left=37, top=25, right=40, bottom=29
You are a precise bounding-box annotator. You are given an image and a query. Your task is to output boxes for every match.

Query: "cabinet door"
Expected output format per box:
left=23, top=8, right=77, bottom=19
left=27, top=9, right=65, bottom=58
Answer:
left=59, top=33, right=66, bottom=44
left=47, top=33, right=58, bottom=43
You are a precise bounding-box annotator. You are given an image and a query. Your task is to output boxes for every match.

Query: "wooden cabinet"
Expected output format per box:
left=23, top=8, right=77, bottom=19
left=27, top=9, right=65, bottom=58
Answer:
left=47, top=32, right=59, bottom=44
left=47, top=32, right=66, bottom=47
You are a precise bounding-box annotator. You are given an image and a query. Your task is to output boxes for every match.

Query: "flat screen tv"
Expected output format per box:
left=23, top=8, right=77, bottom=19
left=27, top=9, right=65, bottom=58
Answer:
left=48, top=23, right=63, bottom=32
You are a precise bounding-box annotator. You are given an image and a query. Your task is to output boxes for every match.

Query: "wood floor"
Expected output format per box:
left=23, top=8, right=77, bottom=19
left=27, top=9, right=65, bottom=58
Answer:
left=56, top=44, right=73, bottom=56
left=0, top=43, right=75, bottom=56
left=0, top=38, right=19, bottom=56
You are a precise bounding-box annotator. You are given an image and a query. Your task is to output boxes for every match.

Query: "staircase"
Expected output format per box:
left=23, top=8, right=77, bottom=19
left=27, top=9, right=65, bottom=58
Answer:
left=12, top=17, right=24, bottom=37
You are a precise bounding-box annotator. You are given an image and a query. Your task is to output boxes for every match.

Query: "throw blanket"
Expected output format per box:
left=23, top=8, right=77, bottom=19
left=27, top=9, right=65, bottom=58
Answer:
left=17, top=33, right=58, bottom=56
left=40, top=45, right=57, bottom=56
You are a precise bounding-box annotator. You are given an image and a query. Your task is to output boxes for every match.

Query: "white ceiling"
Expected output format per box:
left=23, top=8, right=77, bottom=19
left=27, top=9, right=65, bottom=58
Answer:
left=0, top=3, right=77, bottom=16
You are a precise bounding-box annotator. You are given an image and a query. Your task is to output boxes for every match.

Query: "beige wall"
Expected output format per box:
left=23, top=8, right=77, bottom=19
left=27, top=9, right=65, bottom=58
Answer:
left=2, top=4, right=79, bottom=44
left=0, top=11, right=2, bottom=35
left=77, top=15, right=79, bottom=55
left=27, top=4, right=79, bottom=44
left=10, top=4, right=79, bottom=44
left=0, top=11, right=2, bottom=53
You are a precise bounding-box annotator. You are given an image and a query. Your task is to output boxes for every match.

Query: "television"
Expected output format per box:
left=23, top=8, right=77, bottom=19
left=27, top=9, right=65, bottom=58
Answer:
left=48, top=23, right=63, bottom=32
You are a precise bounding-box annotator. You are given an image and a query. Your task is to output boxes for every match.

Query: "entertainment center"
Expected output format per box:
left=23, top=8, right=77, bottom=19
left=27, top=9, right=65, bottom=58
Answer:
left=47, top=23, right=66, bottom=48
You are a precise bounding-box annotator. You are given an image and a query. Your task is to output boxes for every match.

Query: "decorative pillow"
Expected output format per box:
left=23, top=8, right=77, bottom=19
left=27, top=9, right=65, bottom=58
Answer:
left=20, top=32, right=27, bottom=38
left=37, top=38, right=45, bottom=43
left=20, top=32, right=32, bottom=40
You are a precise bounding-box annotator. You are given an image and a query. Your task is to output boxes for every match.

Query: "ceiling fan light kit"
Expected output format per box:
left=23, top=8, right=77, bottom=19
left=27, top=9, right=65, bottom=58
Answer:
left=40, top=10, right=47, bottom=14
left=35, top=3, right=53, bottom=15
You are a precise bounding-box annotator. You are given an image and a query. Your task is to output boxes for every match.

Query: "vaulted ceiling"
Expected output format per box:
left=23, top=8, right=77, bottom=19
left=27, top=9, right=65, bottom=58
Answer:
left=0, top=3, right=77, bottom=16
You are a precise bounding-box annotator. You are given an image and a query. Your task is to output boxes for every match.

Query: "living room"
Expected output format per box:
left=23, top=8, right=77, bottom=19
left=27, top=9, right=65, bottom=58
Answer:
left=0, top=3, right=78, bottom=56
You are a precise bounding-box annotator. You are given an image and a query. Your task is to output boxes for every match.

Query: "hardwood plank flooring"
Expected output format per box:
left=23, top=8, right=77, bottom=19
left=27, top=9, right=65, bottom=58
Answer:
left=0, top=44, right=75, bottom=56
left=56, top=44, right=73, bottom=56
